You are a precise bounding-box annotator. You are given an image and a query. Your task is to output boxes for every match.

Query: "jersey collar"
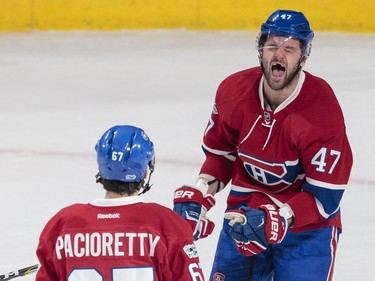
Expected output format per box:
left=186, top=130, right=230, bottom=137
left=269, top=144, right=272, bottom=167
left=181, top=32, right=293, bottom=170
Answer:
left=259, top=71, right=306, bottom=113
left=90, top=196, right=143, bottom=207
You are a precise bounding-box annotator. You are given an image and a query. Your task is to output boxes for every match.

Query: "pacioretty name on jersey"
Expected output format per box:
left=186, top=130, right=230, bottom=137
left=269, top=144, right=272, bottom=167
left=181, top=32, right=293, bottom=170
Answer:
left=55, top=232, right=160, bottom=259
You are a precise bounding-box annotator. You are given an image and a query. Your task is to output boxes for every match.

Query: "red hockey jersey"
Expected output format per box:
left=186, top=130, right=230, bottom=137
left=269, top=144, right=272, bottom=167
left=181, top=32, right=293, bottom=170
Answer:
left=200, top=67, right=353, bottom=232
left=36, top=196, right=204, bottom=281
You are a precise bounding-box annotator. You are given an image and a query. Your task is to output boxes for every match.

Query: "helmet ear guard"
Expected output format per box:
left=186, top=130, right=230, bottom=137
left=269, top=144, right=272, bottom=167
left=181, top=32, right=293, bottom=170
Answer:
left=256, top=9, right=314, bottom=57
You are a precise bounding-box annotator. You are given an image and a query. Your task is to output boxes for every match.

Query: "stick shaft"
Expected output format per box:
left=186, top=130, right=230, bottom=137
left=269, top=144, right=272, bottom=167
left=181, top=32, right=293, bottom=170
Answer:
left=0, top=264, right=39, bottom=281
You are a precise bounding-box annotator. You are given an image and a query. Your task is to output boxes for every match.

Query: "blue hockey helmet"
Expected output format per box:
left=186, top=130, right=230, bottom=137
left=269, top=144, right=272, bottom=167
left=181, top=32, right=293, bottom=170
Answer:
left=257, top=10, right=314, bottom=56
left=95, top=125, right=155, bottom=183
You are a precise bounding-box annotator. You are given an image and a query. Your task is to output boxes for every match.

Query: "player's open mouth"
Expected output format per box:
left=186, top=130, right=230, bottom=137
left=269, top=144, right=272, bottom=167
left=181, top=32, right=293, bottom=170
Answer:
left=271, top=63, right=285, bottom=79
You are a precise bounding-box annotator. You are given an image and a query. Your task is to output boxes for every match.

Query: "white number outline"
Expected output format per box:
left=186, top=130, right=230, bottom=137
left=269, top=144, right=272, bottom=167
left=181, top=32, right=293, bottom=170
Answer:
left=329, top=149, right=341, bottom=174
left=311, top=147, right=341, bottom=174
left=111, top=151, right=124, bottom=161
left=68, top=267, right=153, bottom=281
left=189, top=263, right=204, bottom=281
left=67, top=263, right=203, bottom=281
left=280, top=14, right=292, bottom=20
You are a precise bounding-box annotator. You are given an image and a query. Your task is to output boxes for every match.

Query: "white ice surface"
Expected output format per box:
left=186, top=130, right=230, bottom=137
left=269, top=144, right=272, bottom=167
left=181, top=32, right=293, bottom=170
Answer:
left=0, top=30, right=374, bottom=280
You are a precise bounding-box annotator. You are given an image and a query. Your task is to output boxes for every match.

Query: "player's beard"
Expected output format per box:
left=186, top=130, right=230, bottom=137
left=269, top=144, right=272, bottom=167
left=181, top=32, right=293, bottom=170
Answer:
left=261, top=57, right=302, bottom=91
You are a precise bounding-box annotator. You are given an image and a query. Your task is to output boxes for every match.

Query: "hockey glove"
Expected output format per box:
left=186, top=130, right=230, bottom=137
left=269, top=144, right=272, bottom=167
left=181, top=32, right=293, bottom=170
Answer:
left=173, top=185, right=216, bottom=240
left=259, top=204, right=288, bottom=244
left=224, top=204, right=288, bottom=256
left=225, top=207, right=268, bottom=256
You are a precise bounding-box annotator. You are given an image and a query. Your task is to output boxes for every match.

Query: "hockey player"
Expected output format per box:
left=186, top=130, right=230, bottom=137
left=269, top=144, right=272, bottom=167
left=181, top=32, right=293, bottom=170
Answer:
left=36, top=125, right=205, bottom=281
left=173, top=9, right=353, bottom=281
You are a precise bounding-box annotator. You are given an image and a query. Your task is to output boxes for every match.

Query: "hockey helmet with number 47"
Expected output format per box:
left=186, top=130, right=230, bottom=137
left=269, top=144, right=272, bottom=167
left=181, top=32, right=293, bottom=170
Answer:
left=257, top=9, right=314, bottom=56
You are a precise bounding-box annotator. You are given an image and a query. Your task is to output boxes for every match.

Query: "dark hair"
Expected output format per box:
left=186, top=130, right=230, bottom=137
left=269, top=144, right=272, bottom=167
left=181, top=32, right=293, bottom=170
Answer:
left=96, top=174, right=142, bottom=196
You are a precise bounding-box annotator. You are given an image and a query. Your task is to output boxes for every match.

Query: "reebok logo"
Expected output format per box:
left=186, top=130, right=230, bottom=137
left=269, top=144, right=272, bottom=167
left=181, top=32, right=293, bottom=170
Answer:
left=97, top=213, right=120, bottom=219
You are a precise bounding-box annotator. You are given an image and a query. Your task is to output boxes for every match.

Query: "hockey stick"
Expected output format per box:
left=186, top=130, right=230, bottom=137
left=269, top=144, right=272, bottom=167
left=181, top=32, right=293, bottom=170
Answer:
left=0, top=264, right=39, bottom=281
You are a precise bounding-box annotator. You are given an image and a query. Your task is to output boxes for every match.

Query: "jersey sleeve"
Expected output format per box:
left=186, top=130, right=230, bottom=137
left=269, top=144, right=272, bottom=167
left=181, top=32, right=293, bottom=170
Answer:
left=35, top=252, right=59, bottom=281
left=36, top=212, right=62, bottom=281
left=286, top=80, right=353, bottom=229
left=169, top=239, right=205, bottom=280
left=200, top=68, right=262, bottom=190
left=163, top=210, right=205, bottom=280
left=199, top=79, right=240, bottom=186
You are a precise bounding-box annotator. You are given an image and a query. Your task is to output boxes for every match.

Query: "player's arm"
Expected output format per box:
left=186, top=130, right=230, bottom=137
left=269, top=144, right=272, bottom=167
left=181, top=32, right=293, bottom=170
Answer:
left=35, top=259, right=59, bottom=281
left=198, top=88, right=241, bottom=196
left=287, top=124, right=353, bottom=228
left=173, top=150, right=234, bottom=240
left=174, top=81, right=239, bottom=238
left=199, top=73, right=246, bottom=193
left=172, top=242, right=205, bottom=281
left=36, top=220, right=60, bottom=281
left=168, top=216, right=206, bottom=281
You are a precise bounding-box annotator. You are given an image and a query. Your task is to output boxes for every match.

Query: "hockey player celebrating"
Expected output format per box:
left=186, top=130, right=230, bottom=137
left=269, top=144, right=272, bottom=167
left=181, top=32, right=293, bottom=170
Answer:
left=36, top=125, right=205, bottom=281
left=173, top=9, right=353, bottom=281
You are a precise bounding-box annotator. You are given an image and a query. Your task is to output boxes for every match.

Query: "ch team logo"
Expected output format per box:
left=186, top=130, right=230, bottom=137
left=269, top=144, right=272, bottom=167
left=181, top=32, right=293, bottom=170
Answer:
left=239, top=152, right=301, bottom=187
left=213, top=272, right=225, bottom=281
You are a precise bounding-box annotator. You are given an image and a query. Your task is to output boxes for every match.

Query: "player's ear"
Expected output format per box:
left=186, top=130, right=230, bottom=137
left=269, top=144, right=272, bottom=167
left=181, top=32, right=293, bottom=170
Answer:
left=299, top=56, right=307, bottom=67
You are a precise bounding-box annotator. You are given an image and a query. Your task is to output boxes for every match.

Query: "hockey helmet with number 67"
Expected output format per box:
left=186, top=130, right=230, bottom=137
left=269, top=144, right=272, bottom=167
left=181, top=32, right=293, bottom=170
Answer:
left=95, top=125, right=155, bottom=183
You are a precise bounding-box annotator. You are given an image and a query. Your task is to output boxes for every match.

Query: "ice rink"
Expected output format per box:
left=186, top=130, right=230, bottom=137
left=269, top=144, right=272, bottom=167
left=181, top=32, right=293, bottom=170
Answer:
left=0, top=30, right=374, bottom=280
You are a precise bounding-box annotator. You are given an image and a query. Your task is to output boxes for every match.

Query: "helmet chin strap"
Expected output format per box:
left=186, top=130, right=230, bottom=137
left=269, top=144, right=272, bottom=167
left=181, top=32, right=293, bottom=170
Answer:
left=138, top=166, right=153, bottom=195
